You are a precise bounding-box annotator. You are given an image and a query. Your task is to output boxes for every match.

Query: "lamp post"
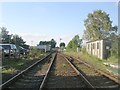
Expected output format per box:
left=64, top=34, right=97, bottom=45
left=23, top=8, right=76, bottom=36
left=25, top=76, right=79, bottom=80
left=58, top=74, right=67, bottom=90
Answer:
left=60, top=38, right=62, bottom=51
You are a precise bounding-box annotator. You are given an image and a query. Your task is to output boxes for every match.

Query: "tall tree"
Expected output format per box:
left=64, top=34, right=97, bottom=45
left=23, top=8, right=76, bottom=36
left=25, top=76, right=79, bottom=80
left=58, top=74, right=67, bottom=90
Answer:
left=83, top=10, right=112, bottom=41
left=67, top=35, right=82, bottom=51
left=11, top=34, right=26, bottom=46
left=0, top=27, right=12, bottom=43
left=50, top=39, right=56, bottom=48
left=60, top=42, right=65, bottom=47
left=67, top=40, right=73, bottom=49
left=109, top=26, right=118, bottom=57
left=0, top=27, right=29, bottom=49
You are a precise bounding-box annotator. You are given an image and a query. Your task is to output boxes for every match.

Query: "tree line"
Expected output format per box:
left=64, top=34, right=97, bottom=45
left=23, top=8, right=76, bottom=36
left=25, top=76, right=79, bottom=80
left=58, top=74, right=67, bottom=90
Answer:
left=38, top=39, right=56, bottom=48
left=0, top=27, right=29, bottom=49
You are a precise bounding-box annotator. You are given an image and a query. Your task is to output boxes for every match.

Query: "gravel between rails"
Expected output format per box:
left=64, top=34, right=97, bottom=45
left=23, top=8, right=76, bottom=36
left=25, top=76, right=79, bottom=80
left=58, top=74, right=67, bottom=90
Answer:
left=43, top=53, right=88, bottom=88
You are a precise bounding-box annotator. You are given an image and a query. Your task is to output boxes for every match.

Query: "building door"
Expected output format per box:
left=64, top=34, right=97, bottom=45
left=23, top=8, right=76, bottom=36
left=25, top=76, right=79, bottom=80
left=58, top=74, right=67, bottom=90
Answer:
left=105, top=46, right=110, bottom=59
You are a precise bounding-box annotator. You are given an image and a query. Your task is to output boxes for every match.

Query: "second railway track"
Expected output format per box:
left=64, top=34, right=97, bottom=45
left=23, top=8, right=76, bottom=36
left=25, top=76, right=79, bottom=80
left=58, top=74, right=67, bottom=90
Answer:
left=2, top=52, right=119, bottom=89
left=1, top=53, right=56, bottom=90
left=2, top=52, right=93, bottom=89
left=62, top=53, right=120, bottom=89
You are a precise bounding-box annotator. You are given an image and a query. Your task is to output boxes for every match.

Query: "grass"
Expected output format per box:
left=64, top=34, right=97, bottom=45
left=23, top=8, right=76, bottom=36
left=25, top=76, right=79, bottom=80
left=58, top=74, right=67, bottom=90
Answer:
left=64, top=51, right=106, bottom=70
left=3, top=58, right=28, bottom=69
left=104, top=56, right=118, bottom=64
left=0, top=68, right=16, bottom=74
left=1, top=58, right=31, bottom=74
left=1, top=54, right=46, bottom=74
left=64, top=51, right=118, bottom=77
left=1, top=48, right=48, bottom=74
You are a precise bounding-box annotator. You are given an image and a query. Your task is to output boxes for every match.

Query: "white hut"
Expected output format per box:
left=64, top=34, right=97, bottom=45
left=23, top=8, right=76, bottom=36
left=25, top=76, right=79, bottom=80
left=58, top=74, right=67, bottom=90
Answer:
left=86, top=39, right=111, bottom=59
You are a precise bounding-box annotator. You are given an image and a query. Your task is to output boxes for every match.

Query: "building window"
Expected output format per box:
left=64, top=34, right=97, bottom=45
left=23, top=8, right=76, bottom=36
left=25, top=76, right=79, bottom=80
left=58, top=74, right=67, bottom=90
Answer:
left=93, top=43, right=95, bottom=49
left=88, top=44, right=89, bottom=49
left=97, top=42, right=99, bottom=49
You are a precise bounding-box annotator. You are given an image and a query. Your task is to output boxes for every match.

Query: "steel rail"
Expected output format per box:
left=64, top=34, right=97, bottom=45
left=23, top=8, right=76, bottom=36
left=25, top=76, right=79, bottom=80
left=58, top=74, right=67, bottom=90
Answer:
left=39, top=53, right=57, bottom=90
left=64, top=53, right=120, bottom=85
left=60, top=53, right=95, bottom=89
left=0, top=53, right=52, bottom=89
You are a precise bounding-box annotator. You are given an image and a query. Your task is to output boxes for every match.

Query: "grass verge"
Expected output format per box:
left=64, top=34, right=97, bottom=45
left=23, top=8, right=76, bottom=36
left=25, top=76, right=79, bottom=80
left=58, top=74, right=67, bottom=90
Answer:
left=1, top=54, right=47, bottom=74
left=64, top=51, right=118, bottom=78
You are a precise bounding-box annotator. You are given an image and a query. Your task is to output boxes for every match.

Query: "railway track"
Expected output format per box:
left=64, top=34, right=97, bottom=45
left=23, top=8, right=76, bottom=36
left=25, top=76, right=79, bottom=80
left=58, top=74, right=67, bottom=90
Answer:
left=2, top=52, right=118, bottom=89
left=41, top=53, right=94, bottom=89
left=1, top=53, right=56, bottom=90
left=62, top=53, right=120, bottom=88
left=1, top=52, right=94, bottom=89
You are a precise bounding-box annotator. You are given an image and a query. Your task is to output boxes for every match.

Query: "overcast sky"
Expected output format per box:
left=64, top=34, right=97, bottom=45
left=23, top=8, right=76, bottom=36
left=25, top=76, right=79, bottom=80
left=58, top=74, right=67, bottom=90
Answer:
left=0, top=2, right=118, bottom=46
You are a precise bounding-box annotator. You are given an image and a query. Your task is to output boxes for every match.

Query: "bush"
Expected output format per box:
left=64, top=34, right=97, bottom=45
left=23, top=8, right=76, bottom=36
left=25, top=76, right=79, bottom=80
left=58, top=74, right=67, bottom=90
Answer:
left=107, top=55, right=118, bottom=63
left=81, top=47, right=87, bottom=54
left=27, top=47, right=45, bottom=59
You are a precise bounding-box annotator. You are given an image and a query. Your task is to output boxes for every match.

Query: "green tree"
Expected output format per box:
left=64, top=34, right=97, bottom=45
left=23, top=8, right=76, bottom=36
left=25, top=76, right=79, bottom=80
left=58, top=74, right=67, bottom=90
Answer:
left=109, top=26, right=118, bottom=57
left=11, top=34, right=25, bottom=45
left=0, top=27, right=12, bottom=43
left=83, top=10, right=112, bottom=41
left=67, top=41, right=74, bottom=50
left=38, top=39, right=56, bottom=48
left=67, top=35, right=82, bottom=51
left=0, top=27, right=29, bottom=49
left=60, top=42, right=65, bottom=47
left=50, top=39, right=56, bottom=48
left=72, top=35, right=82, bottom=48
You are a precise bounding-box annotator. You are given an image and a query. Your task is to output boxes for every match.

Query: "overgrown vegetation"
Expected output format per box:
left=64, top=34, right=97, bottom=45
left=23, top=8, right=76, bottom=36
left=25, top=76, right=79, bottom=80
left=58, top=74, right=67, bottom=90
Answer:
left=64, top=50, right=117, bottom=76
left=1, top=47, right=47, bottom=74
left=0, top=68, right=16, bottom=74
left=66, top=35, right=82, bottom=52
left=27, top=47, right=46, bottom=60
left=65, top=43, right=119, bottom=77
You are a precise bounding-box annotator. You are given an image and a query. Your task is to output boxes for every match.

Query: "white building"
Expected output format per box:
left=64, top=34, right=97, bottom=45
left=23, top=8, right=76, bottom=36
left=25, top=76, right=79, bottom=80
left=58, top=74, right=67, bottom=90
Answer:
left=37, top=45, right=51, bottom=52
left=86, top=39, right=111, bottom=59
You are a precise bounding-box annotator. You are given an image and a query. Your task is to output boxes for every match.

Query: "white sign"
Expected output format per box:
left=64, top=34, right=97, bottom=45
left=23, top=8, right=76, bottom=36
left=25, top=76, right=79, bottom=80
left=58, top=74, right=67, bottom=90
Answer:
left=106, top=46, right=109, bottom=49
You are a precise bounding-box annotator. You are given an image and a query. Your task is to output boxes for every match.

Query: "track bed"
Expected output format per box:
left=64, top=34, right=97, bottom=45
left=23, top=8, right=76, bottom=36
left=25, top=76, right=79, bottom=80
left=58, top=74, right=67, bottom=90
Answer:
left=43, top=53, right=88, bottom=88
left=65, top=54, right=119, bottom=88
left=2, top=55, right=53, bottom=90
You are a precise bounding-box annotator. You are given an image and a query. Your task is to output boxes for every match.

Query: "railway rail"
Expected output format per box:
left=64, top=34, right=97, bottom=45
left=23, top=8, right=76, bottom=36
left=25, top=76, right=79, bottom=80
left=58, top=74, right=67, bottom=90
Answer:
left=62, top=53, right=120, bottom=88
left=41, top=53, right=94, bottom=89
left=1, top=52, right=95, bottom=89
left=1, top=52, right=119, bottom=89
left=1, top=53, right=55, bottom=90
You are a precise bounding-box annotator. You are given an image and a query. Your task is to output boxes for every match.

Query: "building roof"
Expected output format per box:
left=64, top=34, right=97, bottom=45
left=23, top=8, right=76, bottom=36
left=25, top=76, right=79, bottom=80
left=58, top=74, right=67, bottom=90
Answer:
left=86, top=38, right=109, bottom=43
